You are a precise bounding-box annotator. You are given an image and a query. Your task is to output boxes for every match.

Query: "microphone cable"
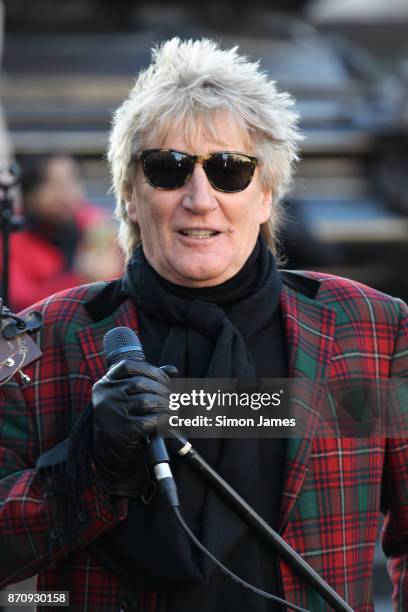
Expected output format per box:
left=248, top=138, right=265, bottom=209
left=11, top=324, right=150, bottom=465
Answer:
left=172, top=506, right=310, bottom=612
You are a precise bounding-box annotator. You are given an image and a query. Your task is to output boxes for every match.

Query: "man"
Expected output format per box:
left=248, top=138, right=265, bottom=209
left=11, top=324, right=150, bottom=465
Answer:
left=0, top=38, right=407, bottom=611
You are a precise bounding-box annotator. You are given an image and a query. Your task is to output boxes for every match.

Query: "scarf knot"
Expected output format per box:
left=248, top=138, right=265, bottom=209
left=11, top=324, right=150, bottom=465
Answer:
left=185, top=301, right=226, bottom=340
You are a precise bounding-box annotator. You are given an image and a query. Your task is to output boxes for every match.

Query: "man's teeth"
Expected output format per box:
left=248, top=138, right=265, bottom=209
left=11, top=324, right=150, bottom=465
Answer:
left=181, top=230, right=218, bottom=238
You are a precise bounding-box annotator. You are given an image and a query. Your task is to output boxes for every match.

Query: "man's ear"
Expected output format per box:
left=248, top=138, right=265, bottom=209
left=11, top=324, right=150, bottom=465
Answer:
left=126, top=200, right=138, bottom=223
left=259, top=188, right=273, bottom=224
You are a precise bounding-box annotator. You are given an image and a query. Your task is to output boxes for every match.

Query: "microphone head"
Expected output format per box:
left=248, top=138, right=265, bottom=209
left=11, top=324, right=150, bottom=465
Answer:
left=103, top=326, right=145, bottom=367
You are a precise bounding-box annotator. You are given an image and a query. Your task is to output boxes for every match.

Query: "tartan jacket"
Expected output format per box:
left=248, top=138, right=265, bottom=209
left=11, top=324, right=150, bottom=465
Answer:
left=0, top=271, right=407, bottom=612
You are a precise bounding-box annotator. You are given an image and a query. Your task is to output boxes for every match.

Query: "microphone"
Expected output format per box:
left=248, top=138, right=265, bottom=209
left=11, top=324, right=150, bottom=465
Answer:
left=103, top=326, right=179, bottom=508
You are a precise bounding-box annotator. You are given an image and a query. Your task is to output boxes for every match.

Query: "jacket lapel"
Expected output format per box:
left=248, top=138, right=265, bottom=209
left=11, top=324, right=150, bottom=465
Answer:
left=76, top=299, right=139, bottom=384
left=279, top=281, right=336, bottom=533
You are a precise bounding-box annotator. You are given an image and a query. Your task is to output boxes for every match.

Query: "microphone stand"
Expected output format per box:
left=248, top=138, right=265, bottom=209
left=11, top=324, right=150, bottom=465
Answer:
left=170, top=430, right=354, bottom=612
left=0, top=164, right=23, bottom=305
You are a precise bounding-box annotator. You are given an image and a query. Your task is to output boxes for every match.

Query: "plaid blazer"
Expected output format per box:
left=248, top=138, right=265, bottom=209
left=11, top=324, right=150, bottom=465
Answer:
left=0, top=272, right=407, bottom=611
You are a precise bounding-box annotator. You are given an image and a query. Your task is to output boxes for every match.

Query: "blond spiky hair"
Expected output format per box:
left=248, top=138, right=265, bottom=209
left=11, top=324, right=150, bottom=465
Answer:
left=108, top=37, right=302, bottom=260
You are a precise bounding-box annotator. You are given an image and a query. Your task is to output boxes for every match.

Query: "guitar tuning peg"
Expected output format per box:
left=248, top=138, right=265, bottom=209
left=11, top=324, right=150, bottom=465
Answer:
left=19, top=370, right=31, bottom=384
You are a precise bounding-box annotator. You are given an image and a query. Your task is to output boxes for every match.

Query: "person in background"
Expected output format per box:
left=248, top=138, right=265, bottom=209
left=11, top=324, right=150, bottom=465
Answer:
left=2, top=153, right=122, bottom=311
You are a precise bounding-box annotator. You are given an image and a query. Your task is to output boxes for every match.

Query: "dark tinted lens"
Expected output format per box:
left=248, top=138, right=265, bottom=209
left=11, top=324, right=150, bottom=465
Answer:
left=142, top=150, right=192, bottom=189
left=204, top=153, right=255, bottom=192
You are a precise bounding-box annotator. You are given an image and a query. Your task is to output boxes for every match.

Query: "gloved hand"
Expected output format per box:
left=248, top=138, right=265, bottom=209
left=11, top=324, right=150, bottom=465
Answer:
left=91, top=359, right=177, bottom=495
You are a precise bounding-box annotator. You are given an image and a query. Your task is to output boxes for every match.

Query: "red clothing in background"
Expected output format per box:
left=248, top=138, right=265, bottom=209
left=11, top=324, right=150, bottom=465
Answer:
left=2, top=203, right=105, bottom=312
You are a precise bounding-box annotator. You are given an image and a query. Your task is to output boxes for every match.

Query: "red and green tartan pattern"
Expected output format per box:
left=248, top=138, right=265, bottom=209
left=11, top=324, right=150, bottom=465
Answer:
left=0, top=273, right=407, bottom=611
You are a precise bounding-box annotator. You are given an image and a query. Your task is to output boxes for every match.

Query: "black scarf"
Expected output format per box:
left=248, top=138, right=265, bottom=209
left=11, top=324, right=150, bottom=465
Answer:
left=92, top=237, right=286, bottom=612
left=123, top=237, right=280, bottom=379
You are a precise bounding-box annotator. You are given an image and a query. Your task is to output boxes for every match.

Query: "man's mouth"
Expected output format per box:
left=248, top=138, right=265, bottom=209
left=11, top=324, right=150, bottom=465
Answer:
left=179, top=229, right=220, bottom=238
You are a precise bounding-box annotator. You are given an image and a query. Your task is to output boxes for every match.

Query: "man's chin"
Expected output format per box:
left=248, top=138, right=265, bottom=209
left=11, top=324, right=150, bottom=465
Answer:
left=168, top=264, right=233, bottom=288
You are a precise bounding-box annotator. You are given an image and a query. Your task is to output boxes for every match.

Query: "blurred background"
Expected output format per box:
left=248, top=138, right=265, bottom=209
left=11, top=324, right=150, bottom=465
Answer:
left=1, top=0, right=408, bottom=609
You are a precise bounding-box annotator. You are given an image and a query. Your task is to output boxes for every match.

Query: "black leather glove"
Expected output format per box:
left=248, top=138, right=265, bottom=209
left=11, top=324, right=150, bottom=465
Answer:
left=91, top=359, right=177, bottom=495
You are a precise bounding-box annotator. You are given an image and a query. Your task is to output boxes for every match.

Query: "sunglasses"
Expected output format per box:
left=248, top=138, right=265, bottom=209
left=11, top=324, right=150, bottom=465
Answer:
left=138, top=149, right=259, bottom=193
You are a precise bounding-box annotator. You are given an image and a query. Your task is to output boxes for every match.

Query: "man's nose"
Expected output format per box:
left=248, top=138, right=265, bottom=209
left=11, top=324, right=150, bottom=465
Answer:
left=181, top=165, right=218, bottom=213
